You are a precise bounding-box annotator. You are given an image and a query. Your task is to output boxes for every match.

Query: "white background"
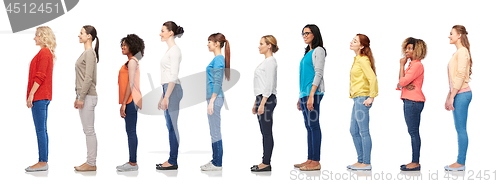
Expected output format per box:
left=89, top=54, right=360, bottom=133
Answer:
left=0, top=0, right=498, bottom=183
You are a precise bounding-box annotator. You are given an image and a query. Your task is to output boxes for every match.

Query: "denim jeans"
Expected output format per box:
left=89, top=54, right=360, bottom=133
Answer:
left=403, top=99, right=424, bottom=163
left=453, top=91, right=472, bottom=165
left=255, top=94, right=277, bottom=165
left=300, top=95, right=323, bottom=161
left=207, top=97, right=224, bottom=166
left=32, top=99, right=50, bottom=162
left=163, top=83, right=183, bottom=165
left=78, top=95, right=98, bottom=166
left=350, top=96, right=372, bottom=164
left=124, top=100, right=138, bottom=163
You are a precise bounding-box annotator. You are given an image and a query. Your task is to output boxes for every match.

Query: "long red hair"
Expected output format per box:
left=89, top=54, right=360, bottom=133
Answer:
left=357, top=34, right=376, bottom=75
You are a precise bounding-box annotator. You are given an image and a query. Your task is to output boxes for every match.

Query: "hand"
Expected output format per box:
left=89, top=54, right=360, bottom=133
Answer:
left=400, top=56, right=408, bottom=66
left=252, top=104, right=257, bottom=115
left=163, top=98, right=169, bottom=110
left=404, top=83, right=415, bottom=90
left=445, top=97, right=455, bottom=111
left=26, top=95, right=34, bottom=108
left=257, top=104, right=265, bottom=115
left=120, top=104, right=127, bottom=118
left=159, top=97, right=169, bottom=111
left=296, top=99, right=301, bottom=111
left=158, top=98, right=163, bottom=110
left=207, top=101, right=214, bottom=115
left=76, top=100, right=84, bottom=109
left=307, top=96, right=314, bottom=111
left=74, top=99, right=78, bottom=109
left=363, top=97, right=374, bottom=107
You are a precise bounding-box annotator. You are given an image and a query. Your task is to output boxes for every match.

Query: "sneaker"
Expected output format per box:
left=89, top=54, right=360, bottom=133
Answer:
left=116, top=162, right=138, bottom=172
left=200, top=161, right=212, bottom=169
left=200, top=161, right=222, bottom=171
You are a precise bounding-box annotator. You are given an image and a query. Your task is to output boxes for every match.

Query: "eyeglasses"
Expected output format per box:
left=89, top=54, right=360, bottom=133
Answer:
left=302, top=32, right=312, bottom=37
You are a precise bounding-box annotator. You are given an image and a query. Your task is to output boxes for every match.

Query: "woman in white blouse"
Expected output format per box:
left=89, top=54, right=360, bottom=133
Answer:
left=250, top=35, right=278, bottom=172
left=156, top=21, right=184, bottom=170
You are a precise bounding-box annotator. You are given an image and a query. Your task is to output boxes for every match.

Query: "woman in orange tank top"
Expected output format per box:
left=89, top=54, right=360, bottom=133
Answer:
left=116, top=34, right=144, bottom=172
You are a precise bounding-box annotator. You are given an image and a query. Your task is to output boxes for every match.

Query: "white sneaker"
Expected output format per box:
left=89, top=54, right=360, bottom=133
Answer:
left=200, top=161, right=222, bottom=171
left=116, top=162, right=138, bottom=172
left=200, top=161, right=212, bottom=169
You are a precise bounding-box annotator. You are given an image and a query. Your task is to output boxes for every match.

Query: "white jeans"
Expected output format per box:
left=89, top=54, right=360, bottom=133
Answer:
left=79, top=95, right=98, bottom=166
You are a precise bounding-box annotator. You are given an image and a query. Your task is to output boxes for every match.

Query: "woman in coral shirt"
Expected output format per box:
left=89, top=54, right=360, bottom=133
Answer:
left=397, top=37, right=427, bottom=171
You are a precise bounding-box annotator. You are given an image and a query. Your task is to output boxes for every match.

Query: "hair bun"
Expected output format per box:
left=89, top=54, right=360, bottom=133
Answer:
left=176, top=26, right=184, bottom=35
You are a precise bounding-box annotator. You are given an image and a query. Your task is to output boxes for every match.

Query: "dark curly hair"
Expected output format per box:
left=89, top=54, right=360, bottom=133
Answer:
left=120, top=34, right=145, bottom=56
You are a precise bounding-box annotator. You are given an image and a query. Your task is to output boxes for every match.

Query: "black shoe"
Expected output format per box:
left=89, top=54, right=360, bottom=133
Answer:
left=401, top=165, right=421, bottom=171
left=156, top=165, right=178, bottom=170
left=250, top=165, right=258, bottom=170
left=251, top=165, right=271, bottom=172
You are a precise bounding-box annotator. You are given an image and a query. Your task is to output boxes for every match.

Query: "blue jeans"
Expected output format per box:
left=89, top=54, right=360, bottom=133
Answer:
left=453, top=91, right=472, bottom=165
left=350, top=96, right=372, bottom=164
left=255, top=94, right=277, bottom=165
left=124, top=100, right=138, bottom=163
left=163, top=83, right=183, bottom=165
left=300, top=95, right=323, bottom=161
left=31, top=99, right=50, bottom=162
left=207, top=97, right=224, bottom=166
left=403, top=99, right=424, bottom=163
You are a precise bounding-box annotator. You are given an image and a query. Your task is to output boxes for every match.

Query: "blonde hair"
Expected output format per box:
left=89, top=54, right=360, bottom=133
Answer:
left=401, top=37, right=427, bottom=60
left=36, top=26, right=57, bottom=60
left=262, top=35, right=279, bottom=53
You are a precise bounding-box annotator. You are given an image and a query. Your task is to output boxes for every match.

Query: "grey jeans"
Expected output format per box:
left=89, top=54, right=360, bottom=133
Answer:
left=79, top=95, right=98, bottom=166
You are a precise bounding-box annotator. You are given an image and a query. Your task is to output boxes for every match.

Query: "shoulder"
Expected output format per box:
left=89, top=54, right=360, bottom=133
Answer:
left=313, top=47, right=325, bottom=56
left=412, top=61, right=424, bottom=69
left=357, top=56, right=370, bottom=63
left=456, top=47, right=470, bottom=58
left=39, top=47, right=52, bottom=55
left=457, top=47, right=469, bottom=53
left=171, top=45, right=181, bottom=53
left=215, top=55, right=225, bottom=62
left=266, top=57, right=277, bottom=66
left=84, top=49, right=96, bottom=59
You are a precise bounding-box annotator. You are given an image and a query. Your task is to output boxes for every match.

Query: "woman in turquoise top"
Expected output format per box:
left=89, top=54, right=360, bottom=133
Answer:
left=200, top=33, right=230, bottom=171
left=293, top=24, right=326, bottom=171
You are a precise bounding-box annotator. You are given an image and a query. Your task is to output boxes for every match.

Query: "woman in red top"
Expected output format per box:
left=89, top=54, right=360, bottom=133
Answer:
left=116, top=34, right=144, bottom=172
left=397, top=37, right=427, bottom=171
left=25, top=26, right=56, bottom=172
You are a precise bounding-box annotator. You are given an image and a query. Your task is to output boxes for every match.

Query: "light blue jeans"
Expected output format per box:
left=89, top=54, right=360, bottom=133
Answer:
left=350, top=96, right=372, bottom=164
left=453, top=91, right=472, bottom=165
left=207, top=97, right=224, bottom=167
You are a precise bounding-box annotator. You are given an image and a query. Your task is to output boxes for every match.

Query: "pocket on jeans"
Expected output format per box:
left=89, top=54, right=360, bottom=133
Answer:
left=215, top=98, right=224, bottom=107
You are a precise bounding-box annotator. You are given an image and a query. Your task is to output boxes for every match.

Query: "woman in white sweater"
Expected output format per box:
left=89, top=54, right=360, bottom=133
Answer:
left=156, top=21, right=184, bottom=170
left=250, top=35, right=278, bottom=172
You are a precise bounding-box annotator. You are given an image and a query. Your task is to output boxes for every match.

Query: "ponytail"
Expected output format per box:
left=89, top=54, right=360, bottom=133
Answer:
left=83, top=25, right=99, bottom=63
left=224, top=39, right=230, bottom=81
left=94, top=35, right=100, bottom=62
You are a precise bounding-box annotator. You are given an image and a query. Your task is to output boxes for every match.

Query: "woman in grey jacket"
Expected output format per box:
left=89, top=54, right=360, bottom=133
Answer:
left=293, top=24, right=326, bottom=171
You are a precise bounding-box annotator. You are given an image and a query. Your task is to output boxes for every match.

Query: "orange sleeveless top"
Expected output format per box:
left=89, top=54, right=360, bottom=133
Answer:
left=118, top=58, right=142, bottom=109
